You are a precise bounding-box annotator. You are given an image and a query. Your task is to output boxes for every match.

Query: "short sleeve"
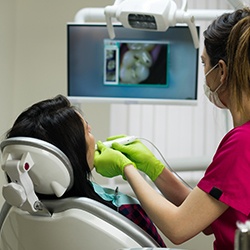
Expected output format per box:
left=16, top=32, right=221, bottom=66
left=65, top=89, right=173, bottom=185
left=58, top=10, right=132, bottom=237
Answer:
left=198, top=122, right=250, bottom=216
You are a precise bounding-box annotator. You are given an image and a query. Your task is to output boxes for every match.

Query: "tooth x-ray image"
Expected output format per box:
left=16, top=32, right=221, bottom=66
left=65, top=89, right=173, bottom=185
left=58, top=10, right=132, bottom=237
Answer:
left=104, top=40, right=168, bottom=86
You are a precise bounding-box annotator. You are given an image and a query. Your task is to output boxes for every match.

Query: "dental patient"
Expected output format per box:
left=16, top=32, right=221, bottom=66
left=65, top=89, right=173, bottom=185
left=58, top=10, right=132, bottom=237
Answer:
left=4, top=94, right=166, bottom=247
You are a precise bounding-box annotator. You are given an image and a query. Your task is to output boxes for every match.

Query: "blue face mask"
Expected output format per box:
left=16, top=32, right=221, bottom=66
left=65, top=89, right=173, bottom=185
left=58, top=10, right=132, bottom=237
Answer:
left=203, top=63, right=227, bottom=109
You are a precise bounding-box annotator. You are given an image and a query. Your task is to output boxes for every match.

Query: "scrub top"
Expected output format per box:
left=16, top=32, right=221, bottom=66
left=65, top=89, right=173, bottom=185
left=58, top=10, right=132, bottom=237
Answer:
left=198, top=121, right=250, bottom=250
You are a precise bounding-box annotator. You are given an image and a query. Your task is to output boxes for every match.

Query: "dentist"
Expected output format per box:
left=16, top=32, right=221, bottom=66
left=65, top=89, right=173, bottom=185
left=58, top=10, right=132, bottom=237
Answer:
left=95, top=7, right=250, bottom=250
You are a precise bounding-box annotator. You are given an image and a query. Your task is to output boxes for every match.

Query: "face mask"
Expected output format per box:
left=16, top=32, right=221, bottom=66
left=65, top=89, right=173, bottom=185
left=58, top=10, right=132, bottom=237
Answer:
left=203, top=64, right=227, bottom=109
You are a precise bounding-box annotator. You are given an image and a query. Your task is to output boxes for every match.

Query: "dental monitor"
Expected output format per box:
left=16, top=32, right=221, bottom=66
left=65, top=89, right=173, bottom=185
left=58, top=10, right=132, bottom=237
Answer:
left=67, top=24, right=199, bottom=105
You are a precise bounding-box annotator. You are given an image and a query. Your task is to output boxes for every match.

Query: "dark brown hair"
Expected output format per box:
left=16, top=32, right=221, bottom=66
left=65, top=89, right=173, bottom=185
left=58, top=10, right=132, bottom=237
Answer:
left=204, top=8, right=250, bottom=112
left=6, top=94, right=116, bottom=209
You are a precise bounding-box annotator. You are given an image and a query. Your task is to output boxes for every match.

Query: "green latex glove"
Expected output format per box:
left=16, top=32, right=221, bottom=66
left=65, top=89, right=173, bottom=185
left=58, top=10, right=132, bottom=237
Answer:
left=94, top=141, right=135, bottom=179
left=106, top=134, right=127, bottom=141
left=111, top=139, right=165, bottom=181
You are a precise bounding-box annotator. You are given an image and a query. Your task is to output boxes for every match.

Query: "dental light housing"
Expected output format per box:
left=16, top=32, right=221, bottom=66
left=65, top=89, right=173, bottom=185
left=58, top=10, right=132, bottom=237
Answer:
left=106, top=0, right=177, bottom=31
left=104, top=0, right=199, bottom=48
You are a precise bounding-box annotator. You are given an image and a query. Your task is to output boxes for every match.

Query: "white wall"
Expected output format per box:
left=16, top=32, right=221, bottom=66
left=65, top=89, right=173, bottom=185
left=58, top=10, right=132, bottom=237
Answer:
left=0, top=0, right=16, bottom=139
left=0, top=0, right=244, bottom=249
left=0, top=0, right=17, bottom=206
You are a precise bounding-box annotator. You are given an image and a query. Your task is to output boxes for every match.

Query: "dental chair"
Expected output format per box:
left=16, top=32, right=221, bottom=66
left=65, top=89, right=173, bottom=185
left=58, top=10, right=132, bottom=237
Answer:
left=0, top=137, right=160, bottom=250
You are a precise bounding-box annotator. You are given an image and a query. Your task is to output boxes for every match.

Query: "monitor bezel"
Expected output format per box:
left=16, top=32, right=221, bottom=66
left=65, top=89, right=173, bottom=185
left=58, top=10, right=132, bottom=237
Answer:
left=67, top=23, right=200, bottom=105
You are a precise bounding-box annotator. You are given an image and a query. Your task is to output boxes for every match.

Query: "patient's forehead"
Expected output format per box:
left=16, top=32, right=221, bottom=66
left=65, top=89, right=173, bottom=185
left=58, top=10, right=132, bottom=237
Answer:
left=75, top=111, right=89, bottom=132
left=75, top=111, right=85, bottom=122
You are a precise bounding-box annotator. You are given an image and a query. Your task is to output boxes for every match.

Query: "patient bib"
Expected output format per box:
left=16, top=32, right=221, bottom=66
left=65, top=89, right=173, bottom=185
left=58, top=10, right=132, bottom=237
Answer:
left=91, top=182, right=167, bottom=247
left=91, top=182, right=139, bottom=208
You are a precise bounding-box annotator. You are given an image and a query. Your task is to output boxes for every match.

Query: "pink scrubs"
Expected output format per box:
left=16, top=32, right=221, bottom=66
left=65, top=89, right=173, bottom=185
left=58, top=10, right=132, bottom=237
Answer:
left=198, top=121, right=250, bottom=250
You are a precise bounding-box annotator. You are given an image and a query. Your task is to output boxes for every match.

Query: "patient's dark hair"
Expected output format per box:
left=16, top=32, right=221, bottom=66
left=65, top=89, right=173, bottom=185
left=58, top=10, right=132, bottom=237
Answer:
left=6, top=94, right=115, bottom=209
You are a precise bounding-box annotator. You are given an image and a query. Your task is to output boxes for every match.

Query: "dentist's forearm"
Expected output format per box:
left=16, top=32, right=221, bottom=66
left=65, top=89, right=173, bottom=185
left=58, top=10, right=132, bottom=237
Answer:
left=154, top=168, right=191, bottom=206
left=124, top=165, right=222, bottom=244
left=123, top=164, right=184, bottom=243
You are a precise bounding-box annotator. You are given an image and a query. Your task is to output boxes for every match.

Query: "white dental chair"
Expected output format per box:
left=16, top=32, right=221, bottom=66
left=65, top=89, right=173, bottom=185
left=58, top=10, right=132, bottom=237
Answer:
left=0, top=137, right=160, bottom=250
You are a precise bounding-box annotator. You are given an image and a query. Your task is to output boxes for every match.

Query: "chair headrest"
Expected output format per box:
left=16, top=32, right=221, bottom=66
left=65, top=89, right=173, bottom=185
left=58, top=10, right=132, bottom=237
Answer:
left=0, top=137, right=74, bottom=215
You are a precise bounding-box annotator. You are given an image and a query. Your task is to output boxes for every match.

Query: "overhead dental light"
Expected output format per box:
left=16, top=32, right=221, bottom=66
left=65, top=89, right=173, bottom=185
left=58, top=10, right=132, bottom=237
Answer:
left=74, top=0, right=199, bottom=49
left=73, top=0, right=245, bottom=49
left=104, top=0, right=199, bottom=48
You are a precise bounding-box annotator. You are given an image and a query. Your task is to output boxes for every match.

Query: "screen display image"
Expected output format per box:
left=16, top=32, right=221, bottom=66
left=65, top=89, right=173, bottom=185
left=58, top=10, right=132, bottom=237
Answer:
left=67, top=24, right=199, bottom=104
left=104, top=40, right=168, bottom=86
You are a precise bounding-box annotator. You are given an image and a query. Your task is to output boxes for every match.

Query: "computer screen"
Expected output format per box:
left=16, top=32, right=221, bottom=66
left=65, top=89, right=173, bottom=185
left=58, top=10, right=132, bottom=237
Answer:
left=67, top=23, right=199, bottom=105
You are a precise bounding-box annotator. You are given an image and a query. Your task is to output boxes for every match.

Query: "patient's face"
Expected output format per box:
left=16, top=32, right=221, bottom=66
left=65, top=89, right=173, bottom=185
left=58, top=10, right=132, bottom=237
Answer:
left=83, top=118, right=95, bottom=171
left=77, top=111, right=95, bottom=171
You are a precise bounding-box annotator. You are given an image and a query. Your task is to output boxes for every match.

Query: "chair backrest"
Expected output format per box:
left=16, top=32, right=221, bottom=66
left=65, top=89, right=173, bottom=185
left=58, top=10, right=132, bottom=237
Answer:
left=0, top=137, right=159, bottom=250
left=0, top=197, right=159, bottom=250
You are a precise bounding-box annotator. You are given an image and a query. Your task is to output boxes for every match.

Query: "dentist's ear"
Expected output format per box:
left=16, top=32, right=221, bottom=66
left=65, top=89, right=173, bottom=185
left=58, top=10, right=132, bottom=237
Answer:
left=218, top=59, right=228, bottom=83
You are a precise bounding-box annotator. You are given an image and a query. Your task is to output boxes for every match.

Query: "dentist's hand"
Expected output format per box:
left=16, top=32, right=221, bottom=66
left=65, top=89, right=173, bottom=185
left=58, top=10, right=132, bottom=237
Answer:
left=94, top=141, right=135, bottom=179
left=111, top=139, right=165, bottom=181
